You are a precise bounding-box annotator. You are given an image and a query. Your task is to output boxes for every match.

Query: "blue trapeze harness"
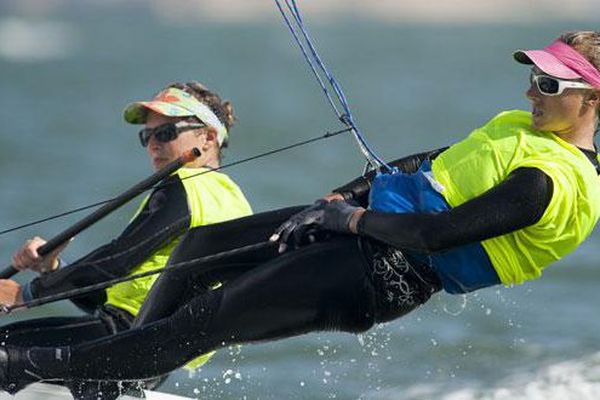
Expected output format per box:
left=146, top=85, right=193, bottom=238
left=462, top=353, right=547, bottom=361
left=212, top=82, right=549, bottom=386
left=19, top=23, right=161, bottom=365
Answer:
left=369, top=161, right=501, bottom=294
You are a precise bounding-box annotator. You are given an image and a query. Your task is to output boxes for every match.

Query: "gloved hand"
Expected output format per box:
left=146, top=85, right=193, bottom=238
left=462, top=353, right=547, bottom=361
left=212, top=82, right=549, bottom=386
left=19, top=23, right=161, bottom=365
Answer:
left=270, top=200, right=363, bottom=252
left=270, top=200, right=326, bottom=252
left=320, top=199, right=362, bottom=233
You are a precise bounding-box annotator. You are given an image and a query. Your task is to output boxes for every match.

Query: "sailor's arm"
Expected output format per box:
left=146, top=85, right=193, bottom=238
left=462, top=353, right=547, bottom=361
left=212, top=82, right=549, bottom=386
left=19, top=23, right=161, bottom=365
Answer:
left=355, top=167, right=553, bottom=253
left=330, top=147, right=449, bottom=205
left=23, top=174, right=191, bottom=305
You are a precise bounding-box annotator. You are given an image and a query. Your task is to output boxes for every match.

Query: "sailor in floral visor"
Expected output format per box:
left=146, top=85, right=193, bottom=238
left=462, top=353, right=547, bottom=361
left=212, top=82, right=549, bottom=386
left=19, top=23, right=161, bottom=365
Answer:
left=0, top=82, right=252, bottom=398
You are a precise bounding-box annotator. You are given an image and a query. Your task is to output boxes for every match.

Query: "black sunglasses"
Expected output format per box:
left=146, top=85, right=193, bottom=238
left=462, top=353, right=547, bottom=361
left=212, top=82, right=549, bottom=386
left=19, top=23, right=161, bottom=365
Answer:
left=138, top=122, right=206, bottom=147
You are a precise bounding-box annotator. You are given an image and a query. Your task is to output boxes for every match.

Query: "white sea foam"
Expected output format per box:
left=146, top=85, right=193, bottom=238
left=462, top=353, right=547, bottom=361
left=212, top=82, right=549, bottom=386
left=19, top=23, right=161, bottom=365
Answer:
left=453, top=353, right=600, bottom=400
left=371, top=352, right=600, bottom=400
left=0, top=17, right=78, bottom=62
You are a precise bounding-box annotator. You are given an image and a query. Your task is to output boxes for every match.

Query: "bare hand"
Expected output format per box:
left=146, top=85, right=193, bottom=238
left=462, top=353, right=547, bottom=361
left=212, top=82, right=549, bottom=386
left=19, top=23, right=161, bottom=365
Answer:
left=11, top=236, right=69, bottom=273
left=0, top=279, right=24, bottom=310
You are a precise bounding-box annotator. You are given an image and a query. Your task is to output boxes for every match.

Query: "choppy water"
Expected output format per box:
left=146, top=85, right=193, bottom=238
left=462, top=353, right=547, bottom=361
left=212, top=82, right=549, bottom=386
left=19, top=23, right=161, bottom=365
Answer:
left=1, top=3, right=599, bottom=399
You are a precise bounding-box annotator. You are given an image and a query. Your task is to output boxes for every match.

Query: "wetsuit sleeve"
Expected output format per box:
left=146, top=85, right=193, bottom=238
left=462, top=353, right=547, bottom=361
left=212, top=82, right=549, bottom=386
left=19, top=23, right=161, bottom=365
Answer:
left=332, top=147, right=449, bottom=206
left=357, top=167, right=553, bottom=253
left=28, top=175, right=191, bottom=310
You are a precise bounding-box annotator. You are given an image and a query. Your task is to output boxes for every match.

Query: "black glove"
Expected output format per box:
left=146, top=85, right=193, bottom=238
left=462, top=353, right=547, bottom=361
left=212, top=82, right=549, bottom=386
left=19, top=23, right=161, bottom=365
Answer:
left=319, top=200, right=362, bottom=233
left=271, top=200, right=362, bottom=252
left=270, top=200, right=326, bottom=251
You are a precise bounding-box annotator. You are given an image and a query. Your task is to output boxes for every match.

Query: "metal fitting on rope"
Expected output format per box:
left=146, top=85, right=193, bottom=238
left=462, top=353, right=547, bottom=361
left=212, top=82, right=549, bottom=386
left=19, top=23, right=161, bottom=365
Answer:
left=339, top=113, right=352, bottom=126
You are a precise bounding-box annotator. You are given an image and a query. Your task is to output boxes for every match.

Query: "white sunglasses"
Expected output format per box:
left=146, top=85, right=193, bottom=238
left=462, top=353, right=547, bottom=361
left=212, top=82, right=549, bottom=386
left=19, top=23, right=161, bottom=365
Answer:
left=529, top=72, right=593, bottom=96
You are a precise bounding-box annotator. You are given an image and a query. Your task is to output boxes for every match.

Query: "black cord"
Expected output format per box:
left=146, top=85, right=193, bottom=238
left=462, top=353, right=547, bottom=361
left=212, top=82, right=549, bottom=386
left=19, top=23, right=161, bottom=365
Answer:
left=0, top=127, right=351, bottom=238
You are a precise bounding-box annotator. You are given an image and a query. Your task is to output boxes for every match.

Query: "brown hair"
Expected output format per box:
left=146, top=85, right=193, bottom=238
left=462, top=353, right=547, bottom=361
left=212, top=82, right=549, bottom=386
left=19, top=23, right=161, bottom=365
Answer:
left=166, top=81, right=235, bottom=148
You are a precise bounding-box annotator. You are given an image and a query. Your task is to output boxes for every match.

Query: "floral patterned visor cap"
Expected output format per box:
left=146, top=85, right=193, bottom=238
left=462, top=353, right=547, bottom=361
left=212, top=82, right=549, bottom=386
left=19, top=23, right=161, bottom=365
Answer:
left=123, top=87, right=228, bottom=146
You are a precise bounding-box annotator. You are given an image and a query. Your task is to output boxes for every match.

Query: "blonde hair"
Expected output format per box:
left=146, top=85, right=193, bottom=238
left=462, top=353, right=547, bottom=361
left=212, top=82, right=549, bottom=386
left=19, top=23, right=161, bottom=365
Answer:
left=560, top=31, right=600, bottom=126
left=560, top=31, right=600, bottom=71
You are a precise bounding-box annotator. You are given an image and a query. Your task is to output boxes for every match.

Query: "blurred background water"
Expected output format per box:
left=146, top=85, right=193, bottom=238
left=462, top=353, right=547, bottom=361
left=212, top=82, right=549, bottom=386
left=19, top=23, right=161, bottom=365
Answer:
left=1, top=1, right=600, bottom=399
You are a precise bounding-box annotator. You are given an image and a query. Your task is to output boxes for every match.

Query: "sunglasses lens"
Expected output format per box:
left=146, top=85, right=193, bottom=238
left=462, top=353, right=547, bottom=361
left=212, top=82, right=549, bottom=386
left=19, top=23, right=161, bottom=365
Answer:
left=153, top=124, right=178, bottom=143
left=138, top=124, right=180, bottom=147
left=537, top=76, right=559, bottom=95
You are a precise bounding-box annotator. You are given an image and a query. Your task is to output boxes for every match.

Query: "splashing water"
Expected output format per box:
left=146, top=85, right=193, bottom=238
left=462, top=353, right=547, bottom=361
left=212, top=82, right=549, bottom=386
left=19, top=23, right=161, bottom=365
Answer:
left=442, top=294, right=468, bottom=316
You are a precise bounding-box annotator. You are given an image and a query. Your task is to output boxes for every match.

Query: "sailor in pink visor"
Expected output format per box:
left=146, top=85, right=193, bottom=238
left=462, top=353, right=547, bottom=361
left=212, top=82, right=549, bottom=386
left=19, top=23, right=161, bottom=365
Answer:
left=514, top=32, right=600, bottom=145
left=514, top=39, right=600, bottom=89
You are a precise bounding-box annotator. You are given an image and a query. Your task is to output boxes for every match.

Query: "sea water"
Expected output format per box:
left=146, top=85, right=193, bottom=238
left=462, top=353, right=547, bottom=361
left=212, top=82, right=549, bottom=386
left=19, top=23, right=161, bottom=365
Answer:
left=0, top=4, right=599, bottom=399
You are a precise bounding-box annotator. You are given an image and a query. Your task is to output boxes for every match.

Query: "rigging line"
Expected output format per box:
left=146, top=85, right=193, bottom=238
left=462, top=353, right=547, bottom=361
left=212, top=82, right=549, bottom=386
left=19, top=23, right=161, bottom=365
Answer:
left=0, top=200, right=113, bottom=237
left=274, top=0, right=343, bottom=119
left=42, top=216, right=189, bottom=277
left=3, top=241, right=274, bottom=313
left=0, top=127, right=351, bottom=238
left=283, top=0, right=390, bottom=172
left=277, top=0, right=377, bottom=177
left=284, top=0, right=351, bottom=115
left=275, top=0, right=393, bottom=173
left=169, top=126, right=350, bottom=186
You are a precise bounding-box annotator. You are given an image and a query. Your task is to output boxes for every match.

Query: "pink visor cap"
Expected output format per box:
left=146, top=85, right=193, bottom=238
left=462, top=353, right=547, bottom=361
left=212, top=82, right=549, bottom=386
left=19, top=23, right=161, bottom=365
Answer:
left=514, top=39, right=600, bottom=89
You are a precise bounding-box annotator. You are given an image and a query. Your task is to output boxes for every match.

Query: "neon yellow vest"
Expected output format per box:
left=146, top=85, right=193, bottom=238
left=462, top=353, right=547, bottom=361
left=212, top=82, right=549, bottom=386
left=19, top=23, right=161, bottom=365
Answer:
left=104, top=168, right=251, bottom=370
left=105, top=167, right=252, bottom=315
left=431, top=110, right=600, bottom=285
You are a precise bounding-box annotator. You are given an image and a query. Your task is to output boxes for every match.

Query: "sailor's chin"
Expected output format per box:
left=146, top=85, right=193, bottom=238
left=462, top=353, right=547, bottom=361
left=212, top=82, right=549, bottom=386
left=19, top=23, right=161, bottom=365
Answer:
left=531, top=113, right=547, bottom=131
left=152, top=158, right=168, bottom=170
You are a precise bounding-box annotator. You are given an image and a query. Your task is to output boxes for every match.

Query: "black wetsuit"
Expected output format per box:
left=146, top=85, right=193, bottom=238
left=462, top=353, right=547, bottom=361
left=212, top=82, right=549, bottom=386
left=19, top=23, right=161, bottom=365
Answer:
left=9, top=147, right=600, bottom=382
left=2, top=175, right=191, bottom=398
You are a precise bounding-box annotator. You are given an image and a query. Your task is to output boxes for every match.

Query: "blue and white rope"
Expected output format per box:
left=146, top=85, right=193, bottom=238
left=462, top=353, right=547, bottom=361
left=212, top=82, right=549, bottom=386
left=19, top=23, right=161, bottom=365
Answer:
left=274, top=0, right=393, bottom=173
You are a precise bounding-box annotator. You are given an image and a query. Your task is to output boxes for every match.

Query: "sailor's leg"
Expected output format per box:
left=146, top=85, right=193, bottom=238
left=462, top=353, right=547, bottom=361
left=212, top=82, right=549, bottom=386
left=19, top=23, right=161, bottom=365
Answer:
left=0, top=314, right=114, bottom=347
left=135, top=206, right=306, bottom=324
left=17, top=236, right=375, bottom=381
left=0, top=312, right=133, bottom=396
left=206, top=237, right=377, bottom=341
left=0, top=310, right=168, bottom=398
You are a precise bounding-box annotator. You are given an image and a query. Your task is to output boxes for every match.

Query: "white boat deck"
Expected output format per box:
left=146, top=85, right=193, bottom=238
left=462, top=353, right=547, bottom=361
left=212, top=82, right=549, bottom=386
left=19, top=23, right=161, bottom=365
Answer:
left=0, top=383, right=194, bottom=400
